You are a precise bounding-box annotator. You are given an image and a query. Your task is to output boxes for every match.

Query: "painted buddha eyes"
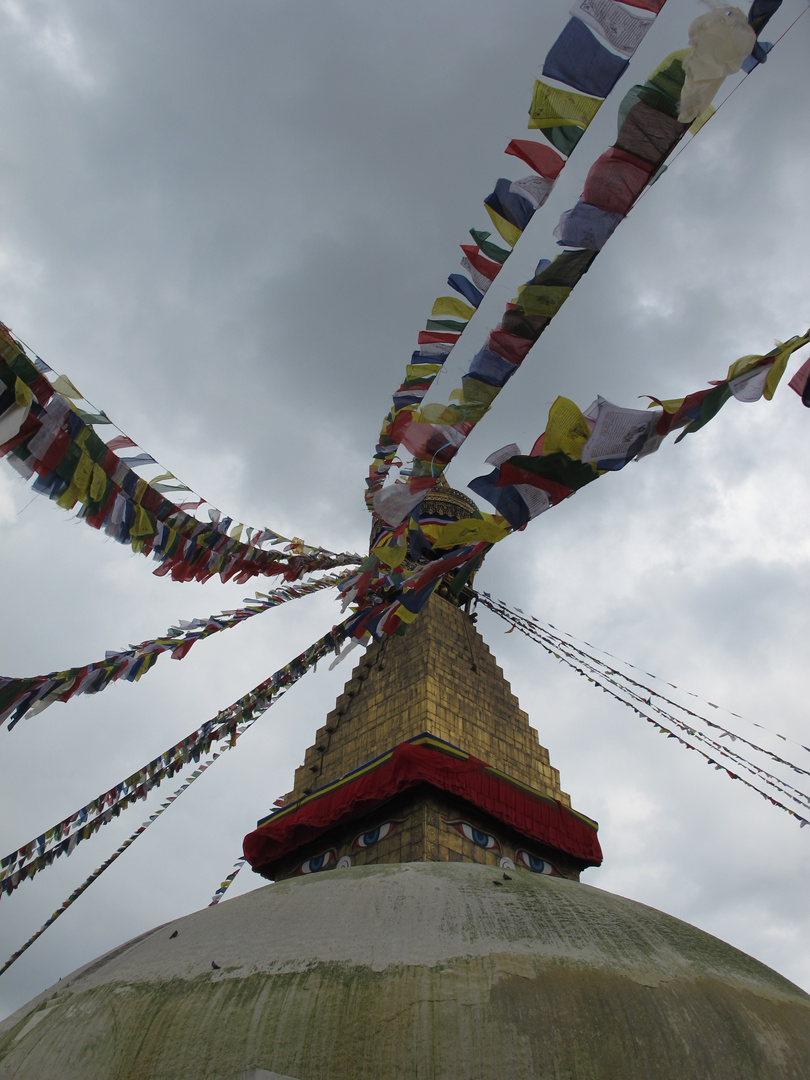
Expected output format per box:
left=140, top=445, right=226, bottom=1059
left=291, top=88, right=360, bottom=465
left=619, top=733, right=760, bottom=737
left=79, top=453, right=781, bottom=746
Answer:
left=295, top=849, right=336, bottom=875
left=352, top=820, right=401, bottom=849
left=294, top=821, right=403, bottom=873
left=516, top=850, right=560, bottom=876
left=446, top=820, right=500, bottom=852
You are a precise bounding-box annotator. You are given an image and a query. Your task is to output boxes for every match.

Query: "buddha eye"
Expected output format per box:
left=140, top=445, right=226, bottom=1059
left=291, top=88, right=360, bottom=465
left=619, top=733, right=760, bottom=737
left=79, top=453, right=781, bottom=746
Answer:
left=295, top=849, right=336, bottom=875
left=445, top=819, right=500, bottom=852
left=516, top=850, right=560, bottom=876
left=353, top=820, right=402, bottom=849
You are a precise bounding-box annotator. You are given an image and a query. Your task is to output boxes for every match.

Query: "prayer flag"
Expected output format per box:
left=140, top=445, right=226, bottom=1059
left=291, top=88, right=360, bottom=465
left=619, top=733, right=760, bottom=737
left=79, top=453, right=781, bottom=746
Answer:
left=543, top=18, right=630, bottom=98
left=528, top=80, right=602, bottom=131
left=505, top=139, right=565, bottom=179
left=447, top=274, right=484, bottom=308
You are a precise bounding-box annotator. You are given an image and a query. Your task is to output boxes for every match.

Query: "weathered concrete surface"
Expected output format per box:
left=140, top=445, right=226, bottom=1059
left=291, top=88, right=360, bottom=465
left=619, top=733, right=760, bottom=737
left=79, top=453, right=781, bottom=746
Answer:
left=1, top=863, right=808, bottom=1079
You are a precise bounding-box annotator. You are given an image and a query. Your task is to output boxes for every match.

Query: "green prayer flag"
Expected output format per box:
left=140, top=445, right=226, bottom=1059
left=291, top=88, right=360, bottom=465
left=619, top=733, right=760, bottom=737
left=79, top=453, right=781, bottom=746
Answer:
left=469, top=229, right=510, bottom=264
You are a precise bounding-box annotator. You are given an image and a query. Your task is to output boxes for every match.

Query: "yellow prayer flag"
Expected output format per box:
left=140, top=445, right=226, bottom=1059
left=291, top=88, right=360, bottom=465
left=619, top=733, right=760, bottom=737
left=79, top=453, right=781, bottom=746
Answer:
left=517, top=284, right=571, bottom=318
left=51, top=374, right=83, bottom=400
left=0, top=328, right=21, bottom=362
left=689, top=104, right=715, bottom=135
left=56, top=481, right=81, bottom=511
left=229, top=522, right=244, bottom=542
left=430, top=516, right=510, bottom=549
left=450, top=379, right=499, bottom=411
left=14, top=377, right=32, bottom=409
left=652, top=396, right=685, bottom=415
left=404, top=363, right=442, bottom=381
left=431, top=296, right=476, bottom=321
left=543, top=397, right=591, bottom=460
left=528, top=80, right=602, bottom=131
left=67, top=451, right=93, bottom=503
left=130, top=505, right=155, bottom=539
left=419, top=403, right=464, bottom=425
left=764, top=333, right=810, bottom=400
left=724, top=332, right=810, bottom=400
left=135, top=653, right=159, bottom=680
left=725, top=353, right=763, bottom=381
left=74, top=426, right=93, bottom=452
left=395, top=604, right=421, bottom=626
left=372, top=532, right=407, bottom=569
left=89, top=460, right=108, bottom=501
left=484, top=205, right=522, bottom=248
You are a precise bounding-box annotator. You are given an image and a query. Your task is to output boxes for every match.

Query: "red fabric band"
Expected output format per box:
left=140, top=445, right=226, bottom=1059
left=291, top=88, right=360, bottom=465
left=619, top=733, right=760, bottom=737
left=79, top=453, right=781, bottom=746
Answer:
left=243, top=741, right=602, bottom=871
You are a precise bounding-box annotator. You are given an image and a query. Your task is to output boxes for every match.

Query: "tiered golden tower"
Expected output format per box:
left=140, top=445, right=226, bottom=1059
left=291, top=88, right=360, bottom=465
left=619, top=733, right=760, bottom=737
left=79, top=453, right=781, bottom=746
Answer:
left=245, top=544, right=602, bottom=881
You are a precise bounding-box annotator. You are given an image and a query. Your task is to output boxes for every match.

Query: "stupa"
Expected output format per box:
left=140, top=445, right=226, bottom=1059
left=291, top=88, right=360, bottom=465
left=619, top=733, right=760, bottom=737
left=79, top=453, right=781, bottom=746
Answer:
left=1, top=488, right=809, bottom=1079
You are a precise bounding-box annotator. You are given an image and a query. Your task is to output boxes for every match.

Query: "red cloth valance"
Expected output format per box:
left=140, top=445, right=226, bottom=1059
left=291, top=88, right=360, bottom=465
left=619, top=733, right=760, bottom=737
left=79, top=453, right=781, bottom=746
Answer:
left=243, top=741, right=602, bottom=871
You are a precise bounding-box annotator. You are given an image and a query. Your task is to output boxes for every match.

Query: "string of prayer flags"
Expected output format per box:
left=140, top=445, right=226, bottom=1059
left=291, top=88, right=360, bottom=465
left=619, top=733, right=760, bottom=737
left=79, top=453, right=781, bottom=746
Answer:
left=1, top=801, right=169, bottom=977
left=368, top=346, right=806, bottom=650
left=2, top=739, right=242, bottom=976
left=371, top=0, right=792, bottom=562
left=0, top=572, right=351, bottom=731
left=0, top=621, right=350, bottom=900
left=338, top=538, right=491, bottom=645
left=482, top=593, right=810, bottom=781
left=495, top=597, right=810, bottom=816
left=470, top=331, right=809, bottom=526
left=648, top=332, right=810, bottom=441
left=410, top=0, right=780, bottom=537
left=365, top=0, right=671, bottom=530
left=478, top=594, right=810, bottom=829
left=368, top=16, right=705, bottom=539
left=469, top=444, right=552, bottom=530
left=209, top=857, right=247, bottom=906
left=0, top=323, right=354, bottom=578
left=521, top=601, right=810, bottom=814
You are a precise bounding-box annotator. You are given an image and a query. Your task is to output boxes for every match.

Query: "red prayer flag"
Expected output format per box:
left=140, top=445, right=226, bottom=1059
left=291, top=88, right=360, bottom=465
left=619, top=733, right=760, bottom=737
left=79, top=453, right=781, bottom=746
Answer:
left=505, top=139, right=566, bottom=179
left=460, top=244, right=503, bottom=281
left=417, top=331, right=461, bottom=345
left=788, top=356, right=810, bottom=404
left=498, top=462, right=573, bottom=505
left=106, top=435, right=138, bottom=452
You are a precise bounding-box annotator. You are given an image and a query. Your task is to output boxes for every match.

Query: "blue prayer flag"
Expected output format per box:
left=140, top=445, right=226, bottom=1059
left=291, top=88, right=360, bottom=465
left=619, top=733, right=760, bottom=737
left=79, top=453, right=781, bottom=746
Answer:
left=543, top=18, right=629, bottom=98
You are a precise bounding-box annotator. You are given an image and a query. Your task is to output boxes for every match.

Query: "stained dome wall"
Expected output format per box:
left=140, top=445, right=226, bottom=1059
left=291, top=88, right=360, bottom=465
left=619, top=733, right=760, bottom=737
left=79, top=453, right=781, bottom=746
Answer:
left=1, top=862, right=808, bottom=1079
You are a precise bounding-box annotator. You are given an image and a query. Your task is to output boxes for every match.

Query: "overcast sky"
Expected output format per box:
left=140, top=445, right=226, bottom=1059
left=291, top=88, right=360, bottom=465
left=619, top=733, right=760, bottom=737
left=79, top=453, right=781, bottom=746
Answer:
left=1, top=0, right=809, bottom=1020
